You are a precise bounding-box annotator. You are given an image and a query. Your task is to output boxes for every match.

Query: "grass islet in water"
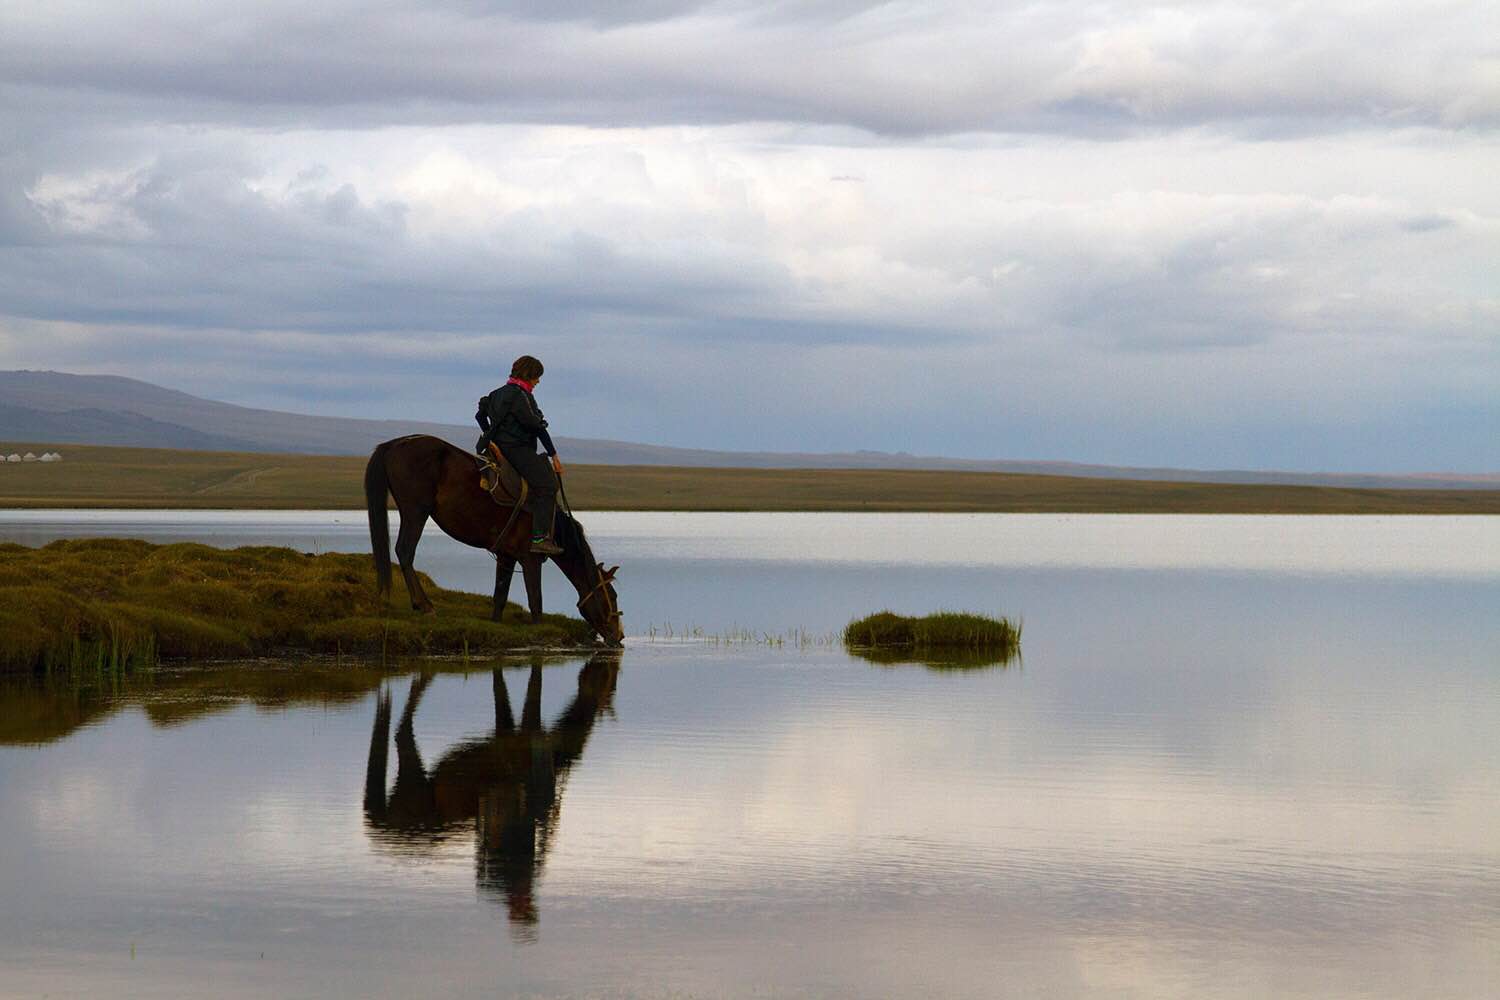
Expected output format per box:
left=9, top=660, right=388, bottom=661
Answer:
left=843, top=610, right=1021, bottom=668
left=0, top=538, right=594, bottom=674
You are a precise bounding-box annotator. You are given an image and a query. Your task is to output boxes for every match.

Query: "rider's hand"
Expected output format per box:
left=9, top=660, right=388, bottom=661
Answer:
left=551, top=456, right=564, bottom=476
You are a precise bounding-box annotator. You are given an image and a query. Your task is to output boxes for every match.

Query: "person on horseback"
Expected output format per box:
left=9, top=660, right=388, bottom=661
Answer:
left=476, top=355, right=565, bottom=556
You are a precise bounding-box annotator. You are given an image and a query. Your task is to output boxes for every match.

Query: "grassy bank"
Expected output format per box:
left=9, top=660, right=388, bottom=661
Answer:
left=3, top=442, right=1500, bottom=514
left=0, top=538, right=595, bottom=674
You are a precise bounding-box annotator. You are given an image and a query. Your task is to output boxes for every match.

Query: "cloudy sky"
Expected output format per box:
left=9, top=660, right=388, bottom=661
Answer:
left=1, top=1, right=1496, bottom=471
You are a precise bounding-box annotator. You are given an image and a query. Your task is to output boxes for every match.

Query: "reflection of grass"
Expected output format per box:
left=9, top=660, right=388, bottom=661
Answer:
left=0, top=538, right=595, bottom=675
left=846, top=645, right=1019, bottom=671
left=844, top=610, right=1021, bottom=666
left=0, top=677, right=113, bottom=745
left=0, top=654, right=587, bottom=745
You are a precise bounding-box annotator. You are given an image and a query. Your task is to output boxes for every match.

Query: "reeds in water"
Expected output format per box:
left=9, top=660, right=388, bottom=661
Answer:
left=643, top=623, right=838, bottom=648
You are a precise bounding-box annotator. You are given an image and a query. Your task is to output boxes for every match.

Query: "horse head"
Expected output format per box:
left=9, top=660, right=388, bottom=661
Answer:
left=577, top=563, right=623, bottom=647
left=556, top=513, right=623, bottom=646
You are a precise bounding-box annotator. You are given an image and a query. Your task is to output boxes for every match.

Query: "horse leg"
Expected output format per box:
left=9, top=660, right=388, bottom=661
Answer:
left=492, top=554, right=516, bottom=622
left=394, top=505, right=435, bottom=614
left=493, top=669, right=515, bottom=731
left=522, top=554, right=545, bottom=624
left=363, top=688, right=393, bottom=820
left=520, top=665, right=543, bottom=731
left=388, top=674, right=435, bottom=811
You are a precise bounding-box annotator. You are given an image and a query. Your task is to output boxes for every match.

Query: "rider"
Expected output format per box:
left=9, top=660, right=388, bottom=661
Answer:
left=476, top=355, right=565, bottom=556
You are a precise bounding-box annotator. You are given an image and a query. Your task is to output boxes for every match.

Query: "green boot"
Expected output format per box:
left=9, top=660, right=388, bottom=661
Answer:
left=529, top=533, right=563, bottom=556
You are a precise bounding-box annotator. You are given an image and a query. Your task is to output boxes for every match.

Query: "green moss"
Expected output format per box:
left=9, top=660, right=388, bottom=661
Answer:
left=100, top=601, right=253, bottom=659
left=843, top=610, right=1021, bottom=661
left=0, top=539, right=598, bottom=674
left=307, top=615, right=585, bottom=656
left=0, top=585, right=149, bottom=674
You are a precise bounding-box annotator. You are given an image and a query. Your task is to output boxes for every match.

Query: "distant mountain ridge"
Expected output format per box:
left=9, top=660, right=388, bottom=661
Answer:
left=2, top=370, right=1495, bottom=490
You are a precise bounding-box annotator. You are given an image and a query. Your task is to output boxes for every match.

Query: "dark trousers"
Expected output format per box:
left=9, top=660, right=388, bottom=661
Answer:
left=500, top=446, right=558, bottom=537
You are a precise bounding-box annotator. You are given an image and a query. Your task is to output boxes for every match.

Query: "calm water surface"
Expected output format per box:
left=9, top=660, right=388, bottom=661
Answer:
left=1, top=511, right=1497, bottom=998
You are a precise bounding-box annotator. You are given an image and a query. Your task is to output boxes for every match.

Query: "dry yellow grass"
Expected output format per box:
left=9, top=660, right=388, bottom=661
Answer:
left=2, top=441, right=1498, bottom=513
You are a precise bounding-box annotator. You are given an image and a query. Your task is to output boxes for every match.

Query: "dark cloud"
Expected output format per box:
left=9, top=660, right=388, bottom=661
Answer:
left=2, top=148, right=798, bottom=337
left=1, top=2, right=1494, bottom=136
left=1399, top=213, right=1456, bottom=233
left=0, top=1, right=1495, bottom=472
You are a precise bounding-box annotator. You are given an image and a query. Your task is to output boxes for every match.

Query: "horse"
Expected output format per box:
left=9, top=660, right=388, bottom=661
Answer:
left=364, top=434, right=623, bottom=646
left=363, top=652, right=620, bottom=936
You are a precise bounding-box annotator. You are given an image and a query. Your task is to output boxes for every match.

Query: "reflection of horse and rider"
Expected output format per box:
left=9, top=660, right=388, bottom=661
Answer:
left=363, top=652, right=620, bottom=936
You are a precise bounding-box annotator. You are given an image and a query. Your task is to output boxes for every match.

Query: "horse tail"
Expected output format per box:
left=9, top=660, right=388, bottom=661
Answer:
left=365, top=441, right=394, bottom=595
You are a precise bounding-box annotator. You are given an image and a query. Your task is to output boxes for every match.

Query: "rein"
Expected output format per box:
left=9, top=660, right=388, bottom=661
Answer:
left=557, top=474, right=622, bottom=625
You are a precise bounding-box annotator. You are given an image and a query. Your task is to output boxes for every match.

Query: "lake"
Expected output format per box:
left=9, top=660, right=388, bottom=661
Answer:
left=2, top=511, right=1498, bottom=997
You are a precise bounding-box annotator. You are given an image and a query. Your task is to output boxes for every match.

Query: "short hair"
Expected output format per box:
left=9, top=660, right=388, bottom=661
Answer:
left=510, top=355, right=544, bottom=382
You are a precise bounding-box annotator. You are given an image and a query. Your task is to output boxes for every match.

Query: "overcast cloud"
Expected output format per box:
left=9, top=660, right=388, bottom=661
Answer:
left=1, top=1, right=1496, bottom=470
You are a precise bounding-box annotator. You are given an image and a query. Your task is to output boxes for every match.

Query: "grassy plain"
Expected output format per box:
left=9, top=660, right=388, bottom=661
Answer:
left=2, top=441, right=1499, bottom=513
left=0, top=538, right=595, bottom=674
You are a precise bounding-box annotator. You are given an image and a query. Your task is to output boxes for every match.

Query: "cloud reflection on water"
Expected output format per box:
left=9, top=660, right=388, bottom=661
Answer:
left=1, top=550, right=1497, bottom=995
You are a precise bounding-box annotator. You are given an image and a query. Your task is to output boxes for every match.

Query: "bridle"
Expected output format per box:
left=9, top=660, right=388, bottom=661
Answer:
left=576, top=561, right=622, bottom=629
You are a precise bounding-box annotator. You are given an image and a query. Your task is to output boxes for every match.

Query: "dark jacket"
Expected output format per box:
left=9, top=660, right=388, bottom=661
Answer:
left=476, top=384, right=556, bottom=456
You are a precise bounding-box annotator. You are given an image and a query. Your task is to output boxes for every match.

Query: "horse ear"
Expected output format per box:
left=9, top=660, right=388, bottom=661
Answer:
left=606, top=565, right=619, bottom=579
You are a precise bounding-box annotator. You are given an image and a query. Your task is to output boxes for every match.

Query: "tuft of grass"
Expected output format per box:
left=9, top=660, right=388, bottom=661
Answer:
left=0, top=538, right=597, bottom=675
left=843, top=610, right=1021, bottom=655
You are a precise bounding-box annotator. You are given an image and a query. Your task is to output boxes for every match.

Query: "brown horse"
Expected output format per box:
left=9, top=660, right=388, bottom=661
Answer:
left=364, top=434, right=623, bottom=645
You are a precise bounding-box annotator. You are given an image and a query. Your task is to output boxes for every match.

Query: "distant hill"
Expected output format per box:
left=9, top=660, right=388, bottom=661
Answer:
left=0, top=370, right=477, bottom=456
left=0, top=403, right=255, bottom=452
left=2, top=370, right=1495, bottom=490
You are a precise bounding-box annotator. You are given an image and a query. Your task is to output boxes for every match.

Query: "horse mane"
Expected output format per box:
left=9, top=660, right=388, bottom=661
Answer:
left=554, top=508, right=591, bottom=561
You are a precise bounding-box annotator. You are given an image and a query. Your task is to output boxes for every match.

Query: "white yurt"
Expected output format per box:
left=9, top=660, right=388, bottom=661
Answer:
left=22, top=452, right=38, bottom=462
left=5, top=454, right=20, bottom=463
left=40, top=452, right=62, bottom=462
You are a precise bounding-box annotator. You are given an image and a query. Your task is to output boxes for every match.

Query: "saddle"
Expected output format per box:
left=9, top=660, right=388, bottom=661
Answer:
left=477, top=444, right=528, bottom=509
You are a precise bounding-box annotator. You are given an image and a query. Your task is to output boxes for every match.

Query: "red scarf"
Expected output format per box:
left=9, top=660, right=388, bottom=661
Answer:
left=506, top=376, right=534, bottom=393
